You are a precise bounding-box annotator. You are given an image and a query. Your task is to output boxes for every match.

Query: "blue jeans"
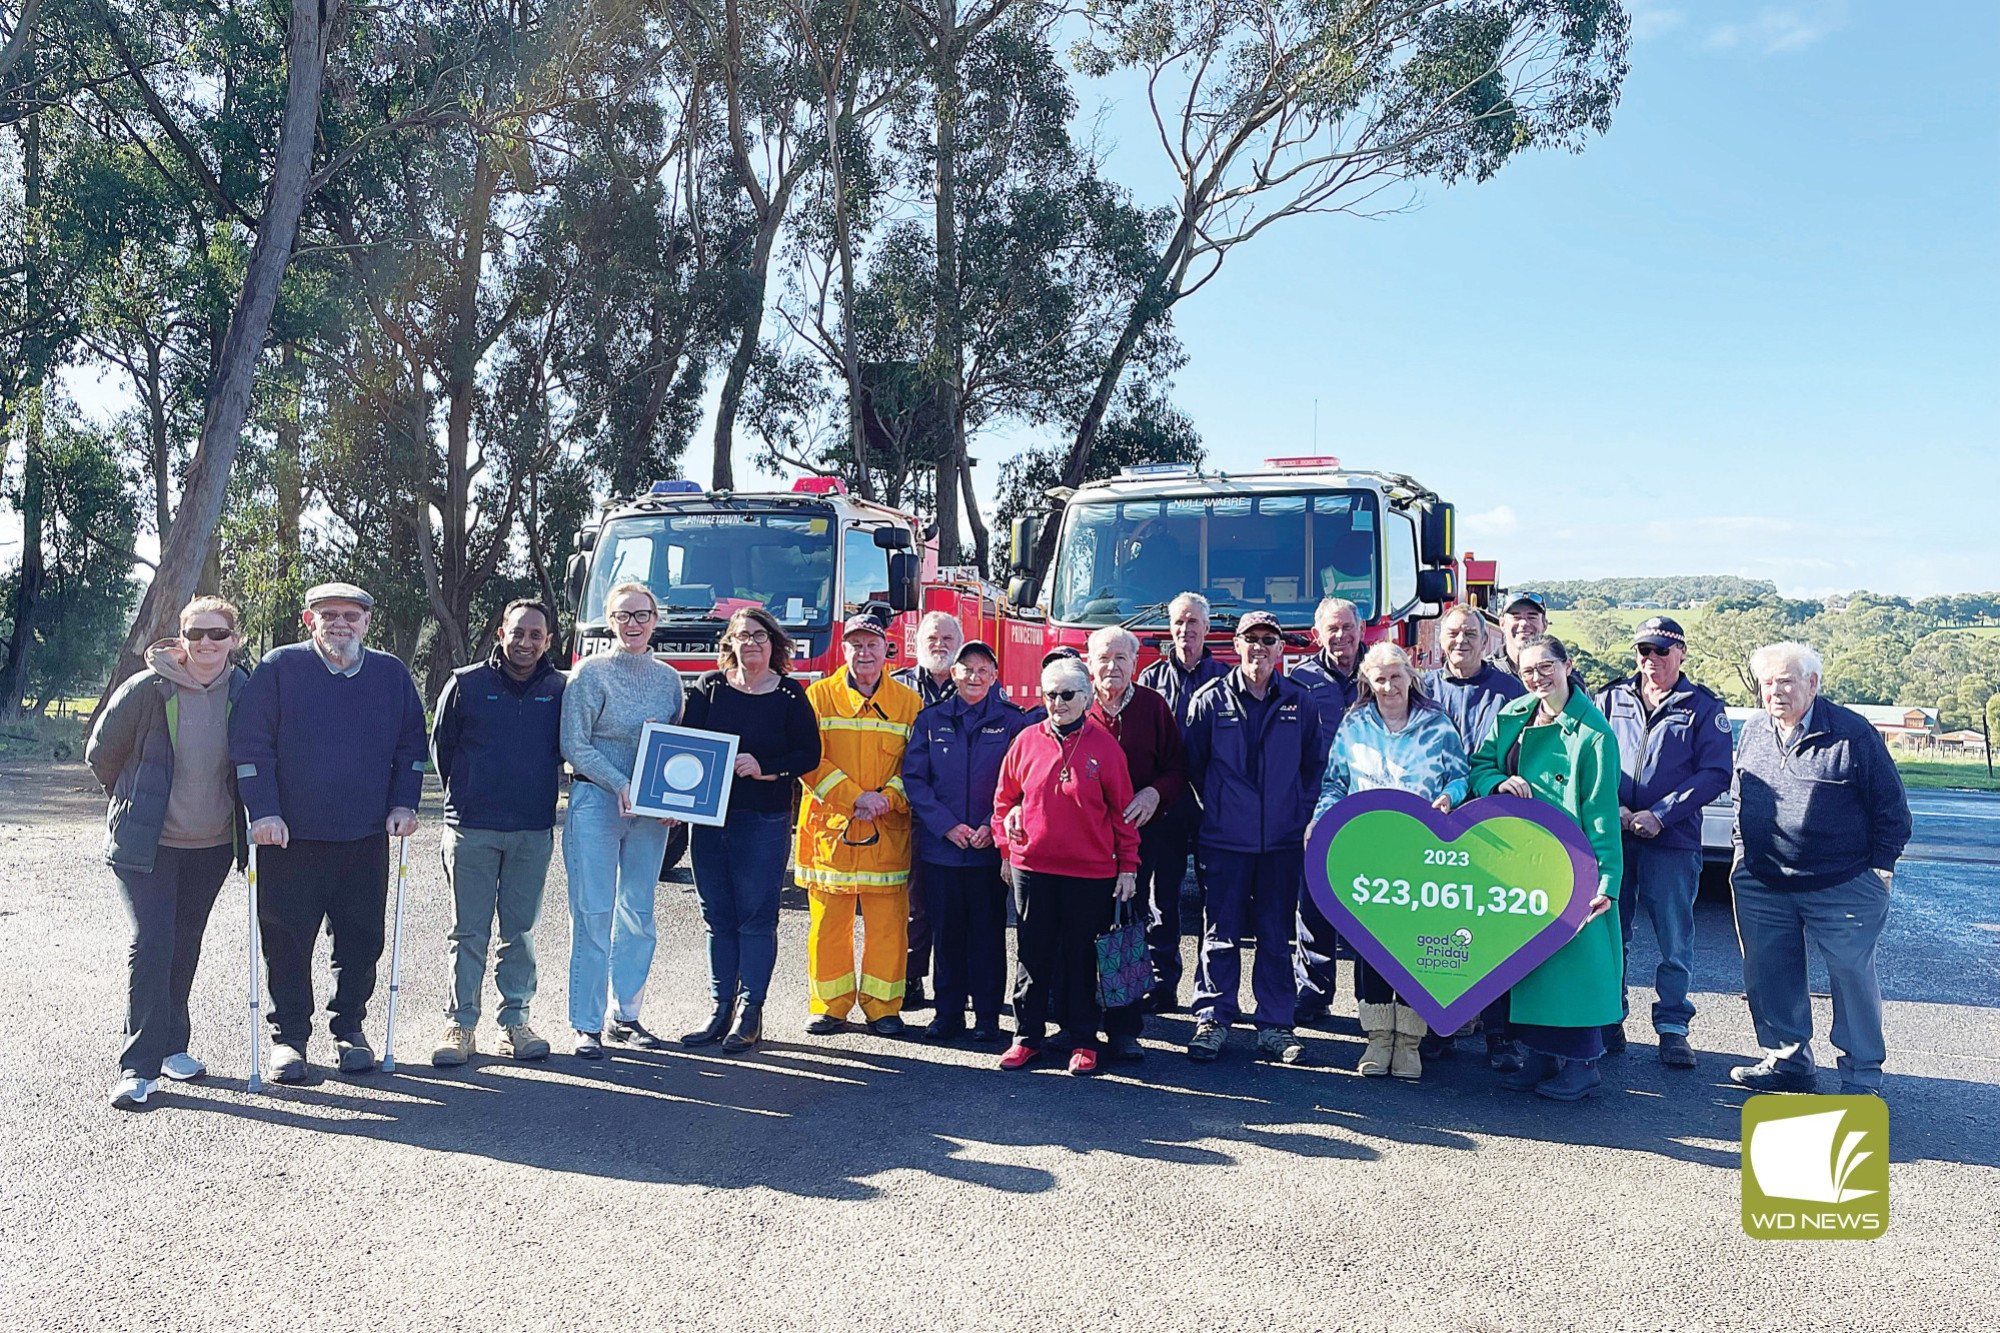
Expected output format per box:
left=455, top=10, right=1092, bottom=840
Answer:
left=1619, top=841, right=1702, bottom=1034
left=690, top=808, right=791, bottom=1006
left=1194, top=847, right=1301, bottom=1029
left=1732, top=867, right=1890, bottom=1092
left=563, top=782, right=670, bottom=1034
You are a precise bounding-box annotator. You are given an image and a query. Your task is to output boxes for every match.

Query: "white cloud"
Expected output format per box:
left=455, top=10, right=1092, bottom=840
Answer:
left=1461, top=504, right=1519, bottom=540
left=1627, top=1, right=1687, bottom=41
left=1706, top=2, right=1849, bottom=55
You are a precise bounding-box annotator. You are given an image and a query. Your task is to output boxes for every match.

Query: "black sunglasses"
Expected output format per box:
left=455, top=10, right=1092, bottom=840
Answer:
left=1041, top=688, right=1080, bottom=703
left=183, top=627, right=234, bottom=642
left=1636, top=642, right=1679, bottom=657
left=1240, top=634, right=1281, bottom=648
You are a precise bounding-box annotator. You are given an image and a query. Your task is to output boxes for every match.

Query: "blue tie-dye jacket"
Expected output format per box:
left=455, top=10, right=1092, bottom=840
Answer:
left=1311, top=699, right=1470, bottom=827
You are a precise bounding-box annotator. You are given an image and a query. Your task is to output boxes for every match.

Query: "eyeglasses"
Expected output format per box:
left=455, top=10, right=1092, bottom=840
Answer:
left=1520, top=662, right=1564, bottom=679
left=1240, top=635, right=1281, bottom=649
left=183, top=626, right=234, bottom=642
left=610, top=609, right=657, bottom=625
left=313, top=609, right=366, bottom=624
left=1041, top=688, right=1080, bottom=703
left=1636, top=642, right=1678, bottom=657
left=732, top=631, right=771, bottom=645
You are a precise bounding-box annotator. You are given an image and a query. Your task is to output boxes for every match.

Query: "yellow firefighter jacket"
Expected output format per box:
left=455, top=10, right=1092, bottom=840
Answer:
left=795, top=666, right=921, bottom=894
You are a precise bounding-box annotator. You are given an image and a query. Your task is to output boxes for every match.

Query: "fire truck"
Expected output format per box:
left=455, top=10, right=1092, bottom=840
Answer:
left=565, top=456, right=1484, bottom=702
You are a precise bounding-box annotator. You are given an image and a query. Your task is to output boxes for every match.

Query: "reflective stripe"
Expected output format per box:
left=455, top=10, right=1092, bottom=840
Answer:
left=810, top=972, right=857, bottom=1001
left=796, top=865, right=910, bottom=886
left=812, top=769, right=849, bottom=800
left=820, top=717, right=914, bottom=739
left=235, top=763, right=258, bottom=779
left=882, top=776, right=907, bottom=797
left=859, top=973, right=906, bottom=1002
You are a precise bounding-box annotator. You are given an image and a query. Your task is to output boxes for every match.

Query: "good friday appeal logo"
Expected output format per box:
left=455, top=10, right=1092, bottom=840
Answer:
left=1304, top=789, right=1599, bottom=1034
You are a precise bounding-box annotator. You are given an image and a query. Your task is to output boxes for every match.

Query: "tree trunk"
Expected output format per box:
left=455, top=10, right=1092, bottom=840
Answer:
left=0, top=97, right=46, bottom=719
left=95, top=0, right=340, bottom=715
left=272, top=341, right=303, bottom=644
left=959, top=445, right=988, bottom=572
left=930, top=5, right=964, bottom=563
left=145, top=337, right=170, bottom=543
left=710, top=214, right=781, bottom=492
left=828, top=83, right=874, bottom=501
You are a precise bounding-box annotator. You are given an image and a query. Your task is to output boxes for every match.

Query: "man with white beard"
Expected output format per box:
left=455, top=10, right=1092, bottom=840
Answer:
left=893, top=611, right=965, bottom=1008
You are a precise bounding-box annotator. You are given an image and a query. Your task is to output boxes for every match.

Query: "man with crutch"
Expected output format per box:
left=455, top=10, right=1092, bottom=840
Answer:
left=230, top=582, right=428, bottom=1082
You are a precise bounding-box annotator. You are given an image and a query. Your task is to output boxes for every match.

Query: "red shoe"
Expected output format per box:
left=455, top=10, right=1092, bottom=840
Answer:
left=1067, top=1048, right=1099, bottom=1076
left=999, top=1043, right=1040, bottom=1070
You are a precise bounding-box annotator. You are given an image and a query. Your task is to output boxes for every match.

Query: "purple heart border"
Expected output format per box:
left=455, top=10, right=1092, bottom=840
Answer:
left=1304, top=788, right=1601, bottom=1034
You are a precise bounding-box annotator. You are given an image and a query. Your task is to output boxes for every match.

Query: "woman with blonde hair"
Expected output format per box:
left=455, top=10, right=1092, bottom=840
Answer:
left=87, top=596, right=250, bottom=1108
left=1312, top=641, right=1469, bottom=1080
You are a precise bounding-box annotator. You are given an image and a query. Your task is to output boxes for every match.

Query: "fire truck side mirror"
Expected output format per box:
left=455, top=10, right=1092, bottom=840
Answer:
left=888, top=552, right=921, bottom=612
left=1008, top=514, right=1042, bottom=571
left=1007, top=575, right=1040, bottom=609
left=574, top=528, right=596, bottom=553
left=873, top=526, right=912, bottom=551
left=1415, top=568, right=1456, bottom=606
left=1418, top=503, right=1455, bottom=566
left=564, top=553, right=588, bottom=614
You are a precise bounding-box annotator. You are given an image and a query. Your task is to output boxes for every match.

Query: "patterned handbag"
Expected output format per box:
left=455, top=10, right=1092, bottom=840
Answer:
left=1095, top=895, right=1152, bottom=1011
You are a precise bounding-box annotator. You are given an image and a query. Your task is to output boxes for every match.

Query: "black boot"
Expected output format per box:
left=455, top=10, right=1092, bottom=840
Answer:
left=721, top=1001, right=763, bottom=1054
left=682, top=1000, right=734, bottom=1047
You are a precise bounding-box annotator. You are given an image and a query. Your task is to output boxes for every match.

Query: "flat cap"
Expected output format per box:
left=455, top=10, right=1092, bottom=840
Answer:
left=305, top=582, right=374, bottom=610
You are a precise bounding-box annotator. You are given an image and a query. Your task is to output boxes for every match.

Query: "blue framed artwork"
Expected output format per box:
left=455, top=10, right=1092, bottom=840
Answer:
left=626, top=723, right=741, bottom=826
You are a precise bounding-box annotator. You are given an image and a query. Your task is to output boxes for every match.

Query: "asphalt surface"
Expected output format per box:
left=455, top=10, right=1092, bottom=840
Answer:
left=2, top=765, right=1995, bottom=1333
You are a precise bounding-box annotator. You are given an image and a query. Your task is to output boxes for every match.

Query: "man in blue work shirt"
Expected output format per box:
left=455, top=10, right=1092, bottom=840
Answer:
left=1182, top=612, right=1335, bottom=1066
left=428, top=599, right=567, bottom=1067
left=1135, top=592, right=1229, bottom=1011
left=1289, top=597, right=1361, bottom=1026
left=1593, top=617, right=1733, bottom=1068
left=231, top=582, right=428, bottom=1083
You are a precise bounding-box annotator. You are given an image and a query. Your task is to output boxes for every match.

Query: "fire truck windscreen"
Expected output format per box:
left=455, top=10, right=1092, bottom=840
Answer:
left=1049, top=490, right=1380, bottom=626
left=580, top=510, right=842, bottom=628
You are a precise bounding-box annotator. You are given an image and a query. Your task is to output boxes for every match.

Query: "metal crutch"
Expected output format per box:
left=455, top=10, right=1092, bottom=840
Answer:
left=245, top=836, right=264, bottom=1093
left=382, top=834, right=412, bottom=1072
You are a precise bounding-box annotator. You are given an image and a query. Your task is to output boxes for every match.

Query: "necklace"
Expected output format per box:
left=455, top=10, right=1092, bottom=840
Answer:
left=1053, top=724, right=1086, bottom=782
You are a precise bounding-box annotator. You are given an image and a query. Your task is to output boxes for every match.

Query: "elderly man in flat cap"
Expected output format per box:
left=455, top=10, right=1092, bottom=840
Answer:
left=230, top=582, right=429, bottom=1082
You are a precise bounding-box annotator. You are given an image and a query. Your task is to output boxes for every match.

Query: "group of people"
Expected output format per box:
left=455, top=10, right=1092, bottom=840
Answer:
left=88, top=580, right=1911, bottom=1109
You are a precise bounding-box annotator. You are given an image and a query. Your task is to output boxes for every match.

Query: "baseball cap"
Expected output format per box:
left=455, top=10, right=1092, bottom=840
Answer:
left=1040, top=645, right=1082, bottom=668
left=955, top=639, right=998, bottom=666
left=305, top=581, right=374, bottom=610
left=841, top=613, right=888, bottom=640
left=1633, top=616, right=1687, bottom=648
left=1235, top=610, right=1282, bottom=636
left=1502, top=591, right=1546, bottom=615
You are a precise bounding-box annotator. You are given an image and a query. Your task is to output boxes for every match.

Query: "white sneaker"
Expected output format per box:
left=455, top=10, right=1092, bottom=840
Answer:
left=160, top=1052, right=206, bottom=1081
left=109, top=1073, right=155, bottom=1109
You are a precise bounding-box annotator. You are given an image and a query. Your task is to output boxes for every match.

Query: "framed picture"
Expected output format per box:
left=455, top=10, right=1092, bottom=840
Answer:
left=626, top=722, right=741, bottom=826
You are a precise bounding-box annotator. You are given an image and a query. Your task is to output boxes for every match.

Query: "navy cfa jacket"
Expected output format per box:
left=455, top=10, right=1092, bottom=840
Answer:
left=1183, top=669, right=1334, bottom=854
left=1593, top=673, right=1734, bottom=851
left=1290, top=649, right=1356, bottom=737
left=1732, top=698, right=1911, bottom=893
left=1138, top=647, right=1231, bottom=729
left=430, top=651, right=566, bottom=831
left=901, top=690, right=1033, bottom=867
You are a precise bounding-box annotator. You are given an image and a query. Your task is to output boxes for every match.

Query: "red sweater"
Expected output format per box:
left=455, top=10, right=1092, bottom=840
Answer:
left=993, top=716, right=1141, bottom=878
left=1088, top=683, right=1188, bottom=810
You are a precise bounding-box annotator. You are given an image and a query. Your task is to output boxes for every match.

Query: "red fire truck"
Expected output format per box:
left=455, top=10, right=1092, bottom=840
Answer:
left=564, top=457, right=1485, bottom=701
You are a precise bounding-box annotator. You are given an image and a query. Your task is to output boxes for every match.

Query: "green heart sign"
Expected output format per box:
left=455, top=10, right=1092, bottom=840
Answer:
left=1304, top=789, right=1599, bottom=1033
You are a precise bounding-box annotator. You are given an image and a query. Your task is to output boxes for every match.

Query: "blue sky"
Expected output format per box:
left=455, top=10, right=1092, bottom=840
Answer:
left=979, top=0, right=1998, bottom=598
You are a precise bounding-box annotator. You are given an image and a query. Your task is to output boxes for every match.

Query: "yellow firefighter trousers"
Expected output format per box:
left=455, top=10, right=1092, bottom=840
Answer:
left=807, top=889, right=909, bottom=1019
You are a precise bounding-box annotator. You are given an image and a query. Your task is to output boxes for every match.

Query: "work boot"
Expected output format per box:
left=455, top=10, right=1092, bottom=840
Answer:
left=334, top=1033, right=376, bottom=1073
left=1257, top=1027, right=1307, bottom=1066
left=1535, top=1056, right=1603, bottom=1101
left=500, top=1025, right=550, bottom=1061
left=721, top=1002, right=763, bottom=1055
left=1658, top=1032, right=1697, bottom=1069
left=681, top=1001, right=735, bottom=1048
left=805, top=1013, right=846, bottom=1036
left=968, top=1017, right=1004, bottom=1043
left=1500, top=1050, right=1560, bottom=1092
left=925, top=1014, right=968, bottom=1041
left=1390, top=1004, right=1426, bottom=1081
left=1186, top=1018, right=1228, bottom=1062
left=430, top=1024, right=476, bottom=1067
left=903, top=980, right=930, bottom=1012
left=1356, top=1002, right=1396, bottom=1077
left=869, top=1014, right=906, bottom=1037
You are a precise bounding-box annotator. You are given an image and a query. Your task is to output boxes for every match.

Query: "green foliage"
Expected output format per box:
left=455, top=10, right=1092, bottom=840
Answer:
left=1532, top=575, right=1779, bottom=610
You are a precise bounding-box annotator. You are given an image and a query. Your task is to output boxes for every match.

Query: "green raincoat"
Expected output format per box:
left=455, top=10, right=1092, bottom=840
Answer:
left=1468, top=687, right=1624, bottom=1028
